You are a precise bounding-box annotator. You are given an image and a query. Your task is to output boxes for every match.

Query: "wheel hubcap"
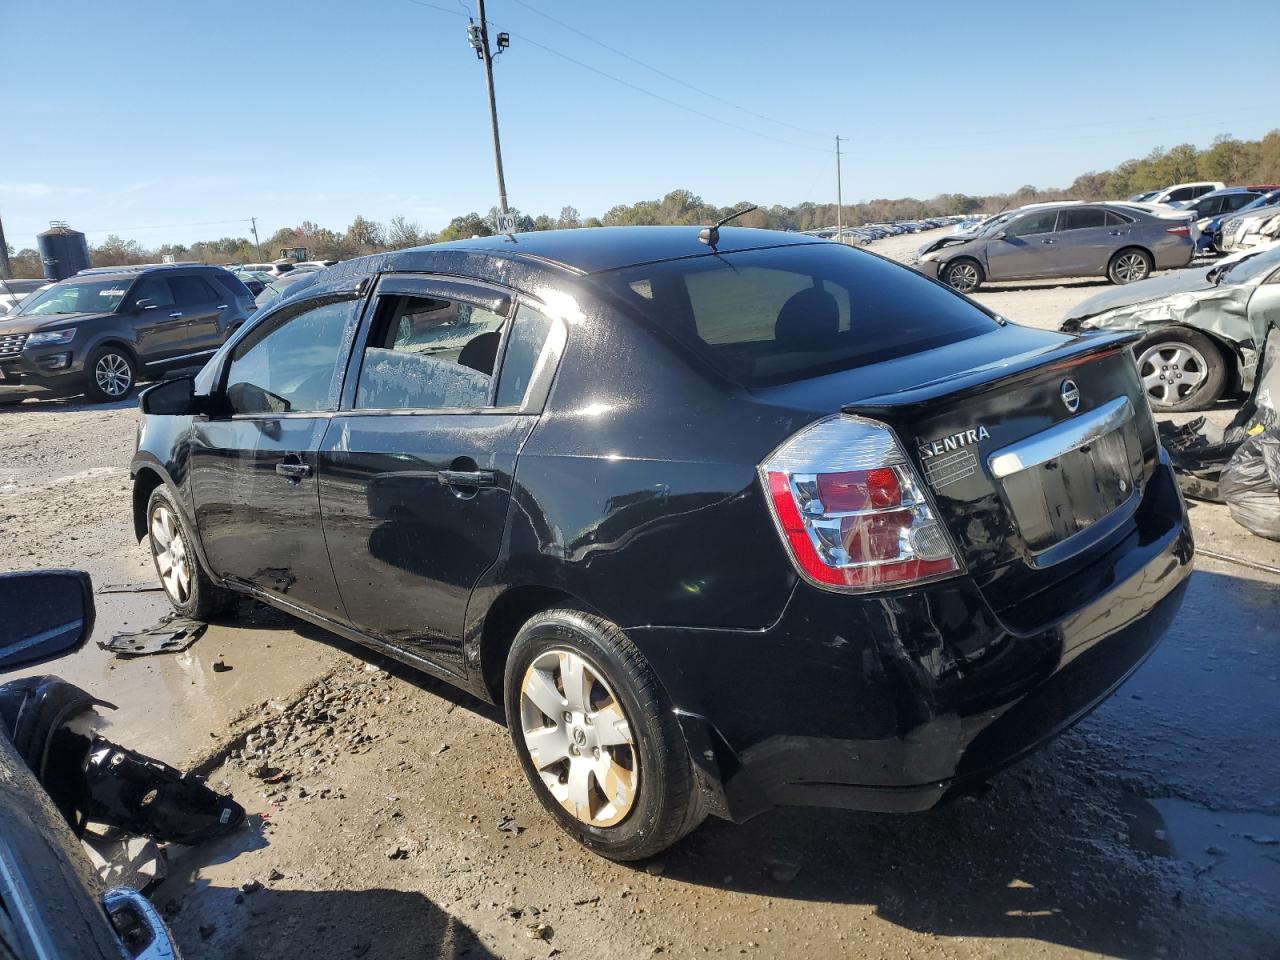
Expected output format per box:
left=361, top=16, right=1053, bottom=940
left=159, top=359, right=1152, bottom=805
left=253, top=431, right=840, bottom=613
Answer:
left=1137, top=342, right=1209, bottom=407
left=149, top=504, right=192, bottom=604
left=949, top=263, right=979, bottom=291
left=95, top=353, right=132, bottom=396
left=1115, top=253, right=1148, bottom=283
left=518, top=649, right=640, bottom=827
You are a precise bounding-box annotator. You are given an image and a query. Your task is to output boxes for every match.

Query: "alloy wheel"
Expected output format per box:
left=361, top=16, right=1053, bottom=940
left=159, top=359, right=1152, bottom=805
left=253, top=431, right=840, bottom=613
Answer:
left=947, top=262, right=980, bottom=292
left=150, top=503, right=192, bottom=604
left=1137, top=341, right=1209, bottom=408
left=95, top=353, right=133, bottom=397
left=518, top=649, right=640, bottom=828
left=1113, top=252, right=1150, bottom=283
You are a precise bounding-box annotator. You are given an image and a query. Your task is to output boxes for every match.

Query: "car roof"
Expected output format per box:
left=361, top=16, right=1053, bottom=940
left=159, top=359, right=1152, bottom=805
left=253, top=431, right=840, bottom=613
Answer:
left=431, top=226, right=822, bottom=275
left=75, top=262, right=223, bottom=277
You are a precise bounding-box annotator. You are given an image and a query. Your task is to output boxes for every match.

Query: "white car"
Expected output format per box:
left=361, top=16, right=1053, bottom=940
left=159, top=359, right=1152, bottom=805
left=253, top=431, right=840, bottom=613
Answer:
left=0, top=278, right=50, bottom=315
left=1141, top=181, right=1226, bottom=206
left=236, top=261, right=301, bottom=278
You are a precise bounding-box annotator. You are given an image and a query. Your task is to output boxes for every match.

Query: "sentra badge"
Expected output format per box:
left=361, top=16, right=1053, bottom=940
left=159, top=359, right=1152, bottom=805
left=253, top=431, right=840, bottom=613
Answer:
left=918, top=426, right=990, bottom=461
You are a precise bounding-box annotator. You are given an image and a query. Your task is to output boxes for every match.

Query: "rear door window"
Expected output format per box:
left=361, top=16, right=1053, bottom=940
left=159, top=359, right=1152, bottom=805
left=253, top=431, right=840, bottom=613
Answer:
left=1057, top=208, right=1107, bottom=231
left=169, top=276, right=220, bottom=307
left=354, top=294, right=508, bottom=410
left=598, top=242, right=998, bottom=387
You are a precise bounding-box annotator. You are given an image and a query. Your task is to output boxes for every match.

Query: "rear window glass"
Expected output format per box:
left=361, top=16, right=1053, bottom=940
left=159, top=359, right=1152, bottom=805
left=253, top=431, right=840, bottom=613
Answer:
left=596, top=243, right=998, bottom=387
left=212, top=271, right=253, bottom=299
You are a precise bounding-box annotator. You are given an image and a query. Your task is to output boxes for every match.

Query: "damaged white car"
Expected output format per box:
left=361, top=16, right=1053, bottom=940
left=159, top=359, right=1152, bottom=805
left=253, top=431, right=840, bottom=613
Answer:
left=1061, top=242, right=1280, bottom=411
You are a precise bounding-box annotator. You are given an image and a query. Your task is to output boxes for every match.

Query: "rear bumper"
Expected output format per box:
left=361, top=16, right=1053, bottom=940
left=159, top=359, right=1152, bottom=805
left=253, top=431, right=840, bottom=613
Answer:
left=629, top=458, right=1192, bottom=822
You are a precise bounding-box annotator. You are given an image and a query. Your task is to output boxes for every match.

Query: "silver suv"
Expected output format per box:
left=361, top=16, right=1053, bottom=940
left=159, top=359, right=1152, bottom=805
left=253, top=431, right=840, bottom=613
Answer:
left=914, top=203, right=1195, bottom=293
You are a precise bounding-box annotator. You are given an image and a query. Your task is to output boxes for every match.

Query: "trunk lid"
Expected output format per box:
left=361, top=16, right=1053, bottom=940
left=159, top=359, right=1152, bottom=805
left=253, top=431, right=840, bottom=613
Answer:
left=757, top=326, right=1160, bottom=614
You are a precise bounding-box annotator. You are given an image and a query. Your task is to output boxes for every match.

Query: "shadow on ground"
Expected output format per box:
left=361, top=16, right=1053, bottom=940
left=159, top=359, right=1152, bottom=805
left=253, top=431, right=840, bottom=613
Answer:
left=167, top=883, right=496, bottom=960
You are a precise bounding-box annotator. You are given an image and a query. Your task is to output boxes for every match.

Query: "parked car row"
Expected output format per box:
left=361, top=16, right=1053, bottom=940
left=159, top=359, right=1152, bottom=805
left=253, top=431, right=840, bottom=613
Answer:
left=805, top=216, right=973, bottom=246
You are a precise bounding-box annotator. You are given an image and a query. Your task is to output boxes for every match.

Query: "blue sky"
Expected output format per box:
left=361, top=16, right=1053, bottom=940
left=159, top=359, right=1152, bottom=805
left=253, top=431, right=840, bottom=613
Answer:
left=3, top=0, right=1278, bottom=248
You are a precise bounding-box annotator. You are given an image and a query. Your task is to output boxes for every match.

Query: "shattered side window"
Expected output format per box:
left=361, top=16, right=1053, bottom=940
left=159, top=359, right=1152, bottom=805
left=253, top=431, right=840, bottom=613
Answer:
left=354, top=294, right=506, bottom=410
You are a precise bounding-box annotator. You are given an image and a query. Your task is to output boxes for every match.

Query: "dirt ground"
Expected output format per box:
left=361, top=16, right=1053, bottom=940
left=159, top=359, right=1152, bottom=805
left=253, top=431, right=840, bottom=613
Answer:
left=2, top=234, right=1278, bottom=960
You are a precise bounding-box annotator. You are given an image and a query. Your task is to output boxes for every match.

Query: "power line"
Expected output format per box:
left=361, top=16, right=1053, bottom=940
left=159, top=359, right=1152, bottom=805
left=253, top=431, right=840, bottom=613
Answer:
left=405, top=0, right=827, bottom=155
left=506, top=0, right=826, bottom=139
left=79, top=218, right=256, bottom=236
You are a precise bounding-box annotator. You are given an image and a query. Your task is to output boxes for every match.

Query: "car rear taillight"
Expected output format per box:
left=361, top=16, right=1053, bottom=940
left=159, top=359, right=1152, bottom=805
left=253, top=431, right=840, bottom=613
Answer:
left=759, top=416, right=961, bottom=591
left=1166, top=225, right=1191, bottom=237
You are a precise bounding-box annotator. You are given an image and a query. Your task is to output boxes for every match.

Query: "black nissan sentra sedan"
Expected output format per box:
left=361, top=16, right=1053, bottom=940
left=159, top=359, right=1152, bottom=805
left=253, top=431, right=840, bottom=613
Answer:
left=130, top=226, right=1192, bottom=860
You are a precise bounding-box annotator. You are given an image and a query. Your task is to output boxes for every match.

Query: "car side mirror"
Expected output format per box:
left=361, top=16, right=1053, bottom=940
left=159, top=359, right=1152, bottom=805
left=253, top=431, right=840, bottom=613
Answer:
left=0, top=570, right=94, bottom=671
left=140, top=376, right=202, bottom=416
left=135, top=298, right=158, bottom=311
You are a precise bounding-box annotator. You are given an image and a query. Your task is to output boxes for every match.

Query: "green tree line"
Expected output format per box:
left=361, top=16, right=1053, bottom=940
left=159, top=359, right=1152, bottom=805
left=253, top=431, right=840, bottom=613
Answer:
left=7, top=130, right=1279, bottom=279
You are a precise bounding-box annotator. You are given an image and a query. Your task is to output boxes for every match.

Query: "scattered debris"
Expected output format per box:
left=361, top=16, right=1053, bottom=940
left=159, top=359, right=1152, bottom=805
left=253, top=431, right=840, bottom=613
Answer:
left=496, top=814, right=524, bottom=835
left=526, top=922, right=554, bottom=941
left=82, top=835, right=167, bottom=891
left=99, top=614, right=207, bottom=657
left=240, top=880, right=262, bottom=894
left=212, top=658, right=232, bottom=673
left=98, top=582, right=165, bottom=594
left=433, top=743, right=450, bottom=756
left=267, top=868, right=284, bottom=882
left=386, top=844, right=410, bottom=860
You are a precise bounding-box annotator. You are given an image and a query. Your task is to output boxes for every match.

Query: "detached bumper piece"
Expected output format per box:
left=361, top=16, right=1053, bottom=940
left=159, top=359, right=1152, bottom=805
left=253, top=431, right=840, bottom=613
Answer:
left=0, top=676, right=244, bottom=843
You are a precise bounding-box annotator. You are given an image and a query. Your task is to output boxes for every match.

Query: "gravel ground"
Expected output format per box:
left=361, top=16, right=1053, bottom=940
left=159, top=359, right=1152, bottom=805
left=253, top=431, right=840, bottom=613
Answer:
left=2, top=237, right=1278, bottom=960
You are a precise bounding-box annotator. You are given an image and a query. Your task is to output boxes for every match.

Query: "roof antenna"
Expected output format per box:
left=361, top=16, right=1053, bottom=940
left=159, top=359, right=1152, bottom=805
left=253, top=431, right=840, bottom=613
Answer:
left=699, top=205, right=758, bottom=248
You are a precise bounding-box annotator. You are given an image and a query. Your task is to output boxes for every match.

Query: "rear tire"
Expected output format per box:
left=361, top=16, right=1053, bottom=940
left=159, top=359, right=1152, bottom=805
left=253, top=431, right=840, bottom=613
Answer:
left=942, top=258, right=983, bottom=293
left=84, top=345, right=137, bottom=403
left=146, top=486, right=235, bottom=620
left=1108, top=247, right=1153, bottom=285
left=504, top=608, right=705, bottom=861
left=1134, top=327, right=1227, bottom=412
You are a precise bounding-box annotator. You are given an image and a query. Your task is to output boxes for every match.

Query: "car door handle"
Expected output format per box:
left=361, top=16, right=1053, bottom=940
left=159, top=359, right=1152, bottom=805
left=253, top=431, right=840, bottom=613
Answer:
left=275, top=461, right=313, bottom=481
left=438, top=469, right=496, bottom=488
left=1040, top=238, right=1056, bottom=244
left=216, top=304, right=228, bottom=309
left=169, top=311, right=184, bottom=318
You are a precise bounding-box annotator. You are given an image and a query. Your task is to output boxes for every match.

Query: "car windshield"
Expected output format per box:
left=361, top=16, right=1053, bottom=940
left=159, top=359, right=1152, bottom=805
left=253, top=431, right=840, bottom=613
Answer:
left=1212, top=245, right=1280, bottom=285
left=1239, top=190, right=1280, bottom=213
left=254, top=272, right=317, bottom=311
left=15, top=278, right=131, bottom=316
left=597, top=242, right=999, bottom=387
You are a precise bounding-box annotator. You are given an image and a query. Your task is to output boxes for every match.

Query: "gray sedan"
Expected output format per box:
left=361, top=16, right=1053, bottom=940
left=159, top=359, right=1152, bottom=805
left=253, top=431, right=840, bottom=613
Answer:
left=1060, top=243, right=1280, bottom=411
left=914, top=203, right=1194, bottom=293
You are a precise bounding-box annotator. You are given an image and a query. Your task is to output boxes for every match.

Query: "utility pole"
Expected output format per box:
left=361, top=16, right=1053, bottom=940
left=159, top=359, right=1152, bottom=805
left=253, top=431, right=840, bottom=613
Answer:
left=469, top=0, right=511, bottom=216
left=835, top=136, right=845, bottom=240
left=0, top=210, right=11, bottom=279
left=250, top=217, right=263, bottom=260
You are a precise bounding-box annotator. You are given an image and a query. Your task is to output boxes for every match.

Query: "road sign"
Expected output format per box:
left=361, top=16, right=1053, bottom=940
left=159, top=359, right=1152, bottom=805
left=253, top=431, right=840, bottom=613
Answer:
left=496, top=212, right=518, bottom=235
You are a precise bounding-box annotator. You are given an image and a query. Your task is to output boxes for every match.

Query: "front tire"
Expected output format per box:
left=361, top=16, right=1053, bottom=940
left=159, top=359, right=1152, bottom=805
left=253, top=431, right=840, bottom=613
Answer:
left=1134, top=327, right=1227, bottom=412
left=1108, top=247, right=1153, bottom=284
left=504, top=608, right=705, bottom=861
left=85, top=345, right=137, bottom=403
left=146, top=486, right=235, bottom=620
left=942, top=258, right=983, bottom=293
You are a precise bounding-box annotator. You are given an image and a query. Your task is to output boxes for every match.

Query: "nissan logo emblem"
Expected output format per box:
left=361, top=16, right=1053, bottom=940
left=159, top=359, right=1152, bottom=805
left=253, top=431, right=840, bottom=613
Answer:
left=1061, top=379, right=1081, bottom=413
